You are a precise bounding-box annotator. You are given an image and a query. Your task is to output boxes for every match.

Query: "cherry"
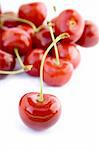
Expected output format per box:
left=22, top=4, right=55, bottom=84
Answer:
left=54, top=9, right=85, bottom=43
left=19, top=33, right=67, bottom=130
left=0, top=27, right=6, bottom=49
left=76, top=20, right=99, bottom=47
left=2, top=27, right=32, bottom=56
left=17, top=24, right=34, bottom=39
left=18, top=2, right=47, bottom=27
left=19, top=92, right=61, bottom=130
left=24, top=49, right=44, bottom=77
left=1, top=11, right=19, bottom=28
left=44, top=57, right=73, bottom=86
left=51, top=17, right=58, bottom=25
left=0, top=48, right=32, bottom=76
left=52, top=42, right=80, bottom=68
left=0, top=49, right=16, bottom=78
left=32, top=27, right=52, bottom=50
left=43, top=22, right=73, bottom=86
left=0, top=6, right=2, bottom=14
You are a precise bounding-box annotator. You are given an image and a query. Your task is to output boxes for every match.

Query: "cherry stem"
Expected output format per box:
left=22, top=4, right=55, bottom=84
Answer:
left=0, top=14, right=44, bottom=33
left=0, top=48, right=32, bottom=75
left=39, top=33, right=70, bottom=102
left=48, top=21, right=60, bottom=65
left=0, top=66, right=32, bottom=75
left=14, top=48, right=25, bottom=69
left=14, top=48, right=32, bottom=72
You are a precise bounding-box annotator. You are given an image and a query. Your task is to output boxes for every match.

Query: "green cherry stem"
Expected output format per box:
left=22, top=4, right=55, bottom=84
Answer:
left=48, top=21, right=60, bottom=65
left=39, top=33, right=69, bottom=102
left=0, top=48, right=32, bottom=75
left=0, top=14, right=36, bottom=31
left=0, top=66, right=32, bottom=75
left=14, top=48, right=33, bottom=71
left=0, top=14, right=43, bottom=32
left=14, top=48, right=25, bottom=69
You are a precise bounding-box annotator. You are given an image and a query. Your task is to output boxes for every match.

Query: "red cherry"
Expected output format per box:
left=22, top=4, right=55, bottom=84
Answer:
left=2, top=11, right=19, bottom=28
left=32, top=27, right=52, bottom=50
left=54, top=9, right=85, bottom=43
left=0, top=27, right=8, bottom=49
left=24, top=49, right=44, bottom=77
left=18, top=24, right=34, bottom=39
left=0, top=49, right=16, bottom=79
left=18, top=2, right=47, bottom=27
left=19, top=92, right=61, bottom=130
left=44, top=57, right=73, bottom=86
left=52, top=42, right=80, bottom=68
left=51, top=17, right=58, bottom=24
left=77, top=20, right=99, bottom=47
left=2, top=27, right=32, bottom=56
left=0, top=6, right=2, bottom=14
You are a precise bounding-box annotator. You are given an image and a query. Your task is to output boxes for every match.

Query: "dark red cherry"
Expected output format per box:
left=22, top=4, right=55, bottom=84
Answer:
left=18, top=2, right=47, bottom=27
left=52, top=42, right=80, bottom=68
left=19, top=92, right=61, bottom=130
left=44, top=57, right=73, bottom=86
left=32, top=27, right=52, bottom=50
left=24, top=49, right=44, bottom=77
left=2, top=27, right=32, bottom=56
left=0, top=6, right=2, bottom=14
left=0, top=27, right=7, bottom=49
left=77, top=20, right=99, bottom=47
left=0, top=49, right=16, bottom=79
left=54, top=9, right=85, bottom=43
left=2, top=11, right=19, bottom=28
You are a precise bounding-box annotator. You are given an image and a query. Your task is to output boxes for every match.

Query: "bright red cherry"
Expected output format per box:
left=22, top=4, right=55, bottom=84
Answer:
left=17, top=24, right=34, bottom=39
left=19, top=92, right=61, bottom=130
left=52, top=42, right=80, bottom=68
left=77, top=20, right=99, bottom=47
left=44, top=57, right=73, bottom=86
left=18, top=2, right=47, bottom=27
left=32, top=27, right=52, bottom=50
left=2, top=11, right=19, bottom=28
left=2, top=27, right=32, bottom=56
left=54, top=9, right=85, bottom=43
left=0, top=49, right=16, bottom=79
left=24, top=49, right=44, bottom=77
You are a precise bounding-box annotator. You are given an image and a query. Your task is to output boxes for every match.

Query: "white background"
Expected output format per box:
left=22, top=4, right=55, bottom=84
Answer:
left=0, top=0, right=99, bottom=150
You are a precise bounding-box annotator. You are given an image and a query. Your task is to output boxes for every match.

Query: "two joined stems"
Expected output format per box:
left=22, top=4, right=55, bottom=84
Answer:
left=39, top=33, right=69, bottom=102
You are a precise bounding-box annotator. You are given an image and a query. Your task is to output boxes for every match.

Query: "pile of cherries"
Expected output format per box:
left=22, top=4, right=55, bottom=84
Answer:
left=0, top=2, right=99, bottom=131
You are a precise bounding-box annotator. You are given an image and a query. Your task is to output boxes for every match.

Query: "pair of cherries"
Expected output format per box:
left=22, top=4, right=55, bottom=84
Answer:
left=0, top=2, right=99, bottom=130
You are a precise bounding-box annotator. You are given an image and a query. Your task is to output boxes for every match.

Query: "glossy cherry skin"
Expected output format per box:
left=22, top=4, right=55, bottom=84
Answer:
left=0, top=49, right=16, bottom=79
left=2, top=11, right=19, bottom=28
left=52, top=42, right=80, bottom=69
left=0, top=27, right=7, bottom=49
left=77, top=20, right=99, bottom=47
left=18, top=2, right=47, bottom=27
left=54, top=9, right=85, bottom=43
left=32, top=27, right=52, bottom=50
left=44, top=57, right=73, bottom=86
left=24, top=49, right=44, bottom=77
left=0, top=6, right=2, bottom=14
left=18, top=24, right=34, bottom=39
left=2, top=27, right=32, bottom=56
left=19, top=92, right=61, bottom=130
